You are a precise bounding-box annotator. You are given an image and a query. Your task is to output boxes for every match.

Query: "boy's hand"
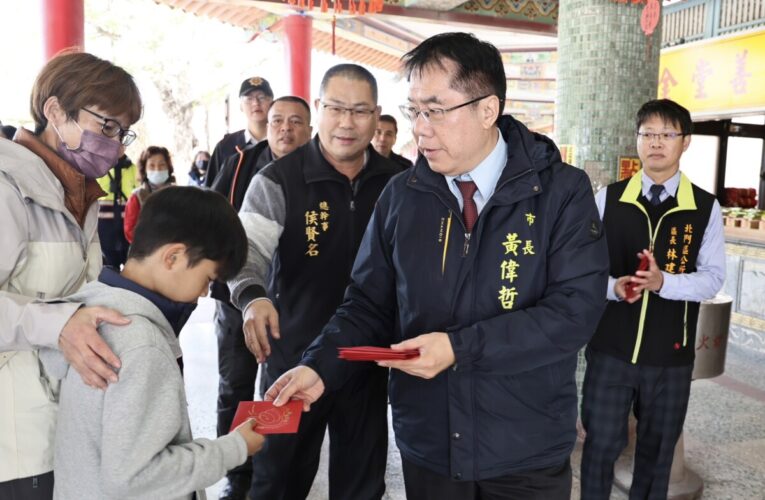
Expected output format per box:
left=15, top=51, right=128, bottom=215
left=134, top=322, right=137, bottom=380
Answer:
left=233, top=418, right=265, bottom=456
left=59, top=306, right=129, bottom=389
left=242, top=300, right=281, bottom=363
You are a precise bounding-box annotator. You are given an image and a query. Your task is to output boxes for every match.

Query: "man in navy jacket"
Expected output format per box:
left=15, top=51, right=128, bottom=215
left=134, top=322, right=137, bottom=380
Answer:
left=267, top=33, right=609, bottom=499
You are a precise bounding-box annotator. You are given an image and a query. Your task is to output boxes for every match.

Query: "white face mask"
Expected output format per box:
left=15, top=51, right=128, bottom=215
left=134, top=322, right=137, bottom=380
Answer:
left=146, top=169, right=169, bottom=185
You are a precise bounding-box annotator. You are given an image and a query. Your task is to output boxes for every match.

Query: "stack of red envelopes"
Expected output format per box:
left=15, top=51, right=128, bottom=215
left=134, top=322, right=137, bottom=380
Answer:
left=338, top=346, right=420, bottom=361
left=229, top=400, right=303, bottom=434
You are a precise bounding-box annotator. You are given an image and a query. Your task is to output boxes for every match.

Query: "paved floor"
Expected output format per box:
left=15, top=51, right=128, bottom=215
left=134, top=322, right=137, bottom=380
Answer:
left=181, top=298, right=765, bottom=499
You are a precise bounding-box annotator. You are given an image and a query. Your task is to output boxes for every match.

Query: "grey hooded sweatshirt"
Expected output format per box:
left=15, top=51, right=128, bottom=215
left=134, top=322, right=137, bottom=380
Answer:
left=41, top=281, right=247, bottom=500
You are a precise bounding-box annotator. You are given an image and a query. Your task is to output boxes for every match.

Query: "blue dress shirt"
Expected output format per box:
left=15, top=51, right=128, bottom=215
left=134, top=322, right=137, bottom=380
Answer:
left=444, top=130, right=508, bottom=216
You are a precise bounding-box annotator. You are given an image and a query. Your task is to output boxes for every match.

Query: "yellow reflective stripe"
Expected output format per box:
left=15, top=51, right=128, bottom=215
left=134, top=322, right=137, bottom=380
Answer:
left=632, top=291, right=651, bottom=364
left=442, top=212, right=452, bottom=276
left=620, top=170, right=699, bottom=363
left=683, top=302, right=688, bottom=347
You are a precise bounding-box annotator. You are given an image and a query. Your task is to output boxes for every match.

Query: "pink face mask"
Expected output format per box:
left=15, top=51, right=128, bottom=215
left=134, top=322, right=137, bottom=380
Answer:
left=52, top=121, right=122, bottom=179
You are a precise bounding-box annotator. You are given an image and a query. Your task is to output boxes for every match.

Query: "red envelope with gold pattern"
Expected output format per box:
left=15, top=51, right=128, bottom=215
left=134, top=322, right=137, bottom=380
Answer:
left=229, top=400, right=302, bottom=434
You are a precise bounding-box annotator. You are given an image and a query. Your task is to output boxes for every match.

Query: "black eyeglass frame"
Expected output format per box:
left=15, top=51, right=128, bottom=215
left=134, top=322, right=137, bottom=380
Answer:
left=81, top=107, right=137, bottom=146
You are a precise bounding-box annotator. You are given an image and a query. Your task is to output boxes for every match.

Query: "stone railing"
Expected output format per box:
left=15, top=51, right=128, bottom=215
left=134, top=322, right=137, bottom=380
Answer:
left=662, top=0, right=765, bottom=47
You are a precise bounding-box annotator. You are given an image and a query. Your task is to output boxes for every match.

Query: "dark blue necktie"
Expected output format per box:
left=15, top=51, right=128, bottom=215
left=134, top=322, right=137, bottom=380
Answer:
left=649, top=184, right=665, bottom=206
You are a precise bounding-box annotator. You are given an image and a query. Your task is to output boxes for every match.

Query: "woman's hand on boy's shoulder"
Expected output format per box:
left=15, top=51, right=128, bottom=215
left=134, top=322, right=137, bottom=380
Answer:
left=59, top=306, right=130, bottom=389
left=233, top=418, right=265, bottom=456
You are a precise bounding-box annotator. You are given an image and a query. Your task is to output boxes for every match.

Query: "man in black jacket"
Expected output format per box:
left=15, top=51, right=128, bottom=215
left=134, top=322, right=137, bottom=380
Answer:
left=228, top=65, right=400, bottom=500
left=211, top=96, right=312, bottom=500
left=373, top=114, right=413, bottom=169
left=204, top=76, right=274, bottom=188
left=266, top=33, right=609, bottom=500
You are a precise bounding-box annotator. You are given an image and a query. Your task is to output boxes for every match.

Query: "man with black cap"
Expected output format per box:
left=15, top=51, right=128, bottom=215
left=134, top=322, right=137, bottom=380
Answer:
left=204, top=76, right=274, bottom=187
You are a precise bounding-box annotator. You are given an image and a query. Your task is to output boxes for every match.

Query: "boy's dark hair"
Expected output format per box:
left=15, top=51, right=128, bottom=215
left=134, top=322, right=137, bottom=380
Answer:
left=128, top=186, right=247, bottom=282
left=320, top=64, right=378, bottom=103
left=401, top=32, right=506, bottom=119
left=379, top=114, right=397, bottom=132
left=272, top=95, right=312, bottom=120
left=636, top=99, right=693, bottom=136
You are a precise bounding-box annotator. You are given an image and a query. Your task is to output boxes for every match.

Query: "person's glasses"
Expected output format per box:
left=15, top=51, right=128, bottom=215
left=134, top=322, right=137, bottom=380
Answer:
left=81, top=108, right=136, bottom=146
left=243, top=94, right=271, bottom=104
left=320, top=102, right=376, bottom=121
left=399, top=94, right=491, bottom=124
left=637, top=132, right=686, bottom=143
left=269, top=117, right=307, bottom=129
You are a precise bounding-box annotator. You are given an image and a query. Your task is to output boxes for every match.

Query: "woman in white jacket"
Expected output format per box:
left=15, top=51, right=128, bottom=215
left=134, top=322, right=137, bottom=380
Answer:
left=0, top=51, right=142, bottom=498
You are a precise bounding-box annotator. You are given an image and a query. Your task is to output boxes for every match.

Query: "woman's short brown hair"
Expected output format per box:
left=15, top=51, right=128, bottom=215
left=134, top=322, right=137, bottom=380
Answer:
left=30, top=51, right=142, bottom=134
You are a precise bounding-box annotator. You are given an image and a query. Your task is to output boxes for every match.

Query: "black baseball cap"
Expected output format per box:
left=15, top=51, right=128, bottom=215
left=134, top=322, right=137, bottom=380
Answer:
left=239, top=77, right=274, bottom=98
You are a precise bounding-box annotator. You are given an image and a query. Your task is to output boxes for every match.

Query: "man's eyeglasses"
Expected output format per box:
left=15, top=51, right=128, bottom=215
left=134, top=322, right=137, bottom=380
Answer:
left=637, top=132, right=686, bottom=143
left=399, top=94, right=491, bottom=124
left=320, top=103, right=376, bottom=121
left=81, top=108, right=136, bottom=146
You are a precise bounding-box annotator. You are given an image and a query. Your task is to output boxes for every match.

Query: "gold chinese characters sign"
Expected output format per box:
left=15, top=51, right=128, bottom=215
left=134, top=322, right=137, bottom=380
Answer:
left=659, top=28, right=765, bottom=115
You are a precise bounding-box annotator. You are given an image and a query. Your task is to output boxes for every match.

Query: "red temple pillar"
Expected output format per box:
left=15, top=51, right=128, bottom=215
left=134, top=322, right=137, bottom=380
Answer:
left=283, top=14, right=312, bottom=103
left=43, top=0, right=85, bottom=60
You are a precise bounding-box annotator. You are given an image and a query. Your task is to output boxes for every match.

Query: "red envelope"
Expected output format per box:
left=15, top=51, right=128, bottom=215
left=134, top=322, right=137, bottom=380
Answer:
left=338, top=346, right=420, bottom=361
left=229, top=400, right=303, bottom=434
left=624, top=254, right=649, bottom=300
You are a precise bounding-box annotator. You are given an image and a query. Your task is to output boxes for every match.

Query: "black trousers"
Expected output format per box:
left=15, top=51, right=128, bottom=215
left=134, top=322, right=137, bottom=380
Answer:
left=249, top=366, right=389, bottom=500
left=215, top=300, right=259, bottom=481
left=401, top=457, right=571, bottom=500
left=0, top=472, right=54, bottom=500
left=580, top=347, right=693, bottom=500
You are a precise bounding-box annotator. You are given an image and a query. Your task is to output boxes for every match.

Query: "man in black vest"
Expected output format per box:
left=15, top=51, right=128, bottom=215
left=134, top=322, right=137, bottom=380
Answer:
left=580, top=99, right=726, bottom=499
left=228, top=65, right=400, bottom=500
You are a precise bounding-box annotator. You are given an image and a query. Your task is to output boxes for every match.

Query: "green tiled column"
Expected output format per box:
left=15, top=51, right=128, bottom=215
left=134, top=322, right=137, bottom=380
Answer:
left=556, top=0, right=661, bottom=188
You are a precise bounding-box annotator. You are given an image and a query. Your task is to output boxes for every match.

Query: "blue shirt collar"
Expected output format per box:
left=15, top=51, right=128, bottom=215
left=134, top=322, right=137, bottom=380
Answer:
left=641, top=169, right=680, bottom=198
left=445, top=129, right=507, bottom=204
left=98, top=268, right=197, bottom=337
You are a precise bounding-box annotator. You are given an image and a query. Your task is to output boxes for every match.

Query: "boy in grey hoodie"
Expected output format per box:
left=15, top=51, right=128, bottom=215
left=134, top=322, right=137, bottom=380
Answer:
left=42, top=186, right=263, bottom=499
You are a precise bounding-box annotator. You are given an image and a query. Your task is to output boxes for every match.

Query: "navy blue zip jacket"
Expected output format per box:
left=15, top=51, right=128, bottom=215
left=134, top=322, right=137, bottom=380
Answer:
left=301, top=115, right=609, bottom=481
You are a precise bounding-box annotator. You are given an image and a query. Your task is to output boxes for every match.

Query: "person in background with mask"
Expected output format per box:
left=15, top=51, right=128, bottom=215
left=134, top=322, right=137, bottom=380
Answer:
left=188, top=150, right=210, bottom=187
left=123, top=146, right=176, bottom=243
left=0, top=50, right=142, bottom=499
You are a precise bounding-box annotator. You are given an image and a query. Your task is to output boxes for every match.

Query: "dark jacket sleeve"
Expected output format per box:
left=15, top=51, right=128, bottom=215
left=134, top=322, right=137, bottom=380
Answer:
left=204, top=138, right=229, bottom=188
left=447, top=168, right=609, bottom=375
left=211, top=153, right=239, bottom=200
left=300, top=185, right=398, bottom=390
